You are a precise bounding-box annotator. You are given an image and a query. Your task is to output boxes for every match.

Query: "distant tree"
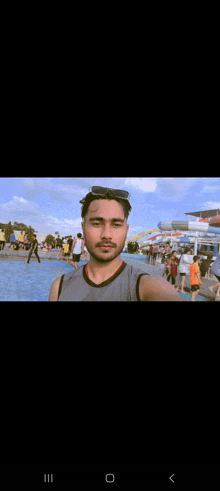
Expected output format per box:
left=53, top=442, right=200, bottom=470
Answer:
left=12, top=222, right=35, bottom=232
left=45, top=234, right=54, bottom=247
left=5, top=221, right=14, bottom=243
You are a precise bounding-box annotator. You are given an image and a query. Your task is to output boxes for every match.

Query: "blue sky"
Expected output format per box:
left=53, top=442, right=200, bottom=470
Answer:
left=0, top=177, right=220, bottom=240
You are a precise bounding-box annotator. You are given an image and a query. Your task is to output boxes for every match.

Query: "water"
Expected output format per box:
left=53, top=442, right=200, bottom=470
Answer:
left=0, top=260, right=85, bottom=301
left=177, top=291, right=207, bottom=301
left=121, top=253, right=147, bottom=263
left=1, top=255, right=208, bottom=301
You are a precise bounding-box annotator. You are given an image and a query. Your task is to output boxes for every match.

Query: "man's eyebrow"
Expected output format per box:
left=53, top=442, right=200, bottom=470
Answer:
left=89, top=217, right=125, bottom=222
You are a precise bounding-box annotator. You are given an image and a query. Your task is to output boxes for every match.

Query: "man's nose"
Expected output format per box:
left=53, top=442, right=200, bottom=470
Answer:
left=100, top=224, right=112, bottom=239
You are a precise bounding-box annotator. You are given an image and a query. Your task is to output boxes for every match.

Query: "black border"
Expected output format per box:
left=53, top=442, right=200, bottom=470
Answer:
left=0, top=466, right=220, bottom=485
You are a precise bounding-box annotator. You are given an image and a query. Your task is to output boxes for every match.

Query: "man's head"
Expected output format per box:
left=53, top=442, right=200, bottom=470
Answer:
left=80, top=188, right=131, bottom=263
left=184, top=247, right=191, bottom=255
left=172, top=250, right=177, bottom=257
left=193, top=255, right=201, bottom=263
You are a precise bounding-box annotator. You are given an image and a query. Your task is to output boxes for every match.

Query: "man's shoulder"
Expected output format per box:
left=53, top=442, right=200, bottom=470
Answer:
left=139, top=274, right=188, bottom=301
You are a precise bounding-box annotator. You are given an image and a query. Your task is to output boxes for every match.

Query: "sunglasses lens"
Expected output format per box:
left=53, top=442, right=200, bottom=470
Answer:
left=113, top=189, right=129, bottom=199
left=91, top=186, right=108, bottom=195
left=91, top=186, right=130, bottom=200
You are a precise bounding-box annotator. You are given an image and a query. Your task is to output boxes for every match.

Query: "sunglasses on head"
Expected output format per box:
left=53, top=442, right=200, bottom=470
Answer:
left=90, top=186, right=130, bottom=199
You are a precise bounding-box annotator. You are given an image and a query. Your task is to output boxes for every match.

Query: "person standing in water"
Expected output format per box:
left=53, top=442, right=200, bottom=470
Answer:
left=26, top=234, right=41, bottom=264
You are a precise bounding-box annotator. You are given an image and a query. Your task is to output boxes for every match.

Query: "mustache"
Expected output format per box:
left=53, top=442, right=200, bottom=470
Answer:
left=95, top=241, right=117, bottom=248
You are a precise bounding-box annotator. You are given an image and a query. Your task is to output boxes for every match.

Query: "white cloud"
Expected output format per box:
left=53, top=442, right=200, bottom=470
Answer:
left=21, top=178, right=88, bottom=202
left=125, top=178, right=157, bottom=193
left=22, top=178, right=35, bottom=189
left=45, top=216, right=83, bottom=235
left=64, top=218, right=82, bottom=227
left=201, top=185, right=220, bottom=193
left=156, top=178, right=199, bottom=201
left=2, top=196, right=38, bottom=213
left=202, top=201, right=220, bottom=210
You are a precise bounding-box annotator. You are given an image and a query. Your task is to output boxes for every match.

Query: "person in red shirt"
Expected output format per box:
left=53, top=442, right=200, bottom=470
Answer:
left=167, top=250, right=179, bottom=286
left=149, top=245, right=154, bottom=264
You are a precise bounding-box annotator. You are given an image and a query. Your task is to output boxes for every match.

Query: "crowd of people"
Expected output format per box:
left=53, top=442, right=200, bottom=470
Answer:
left=126, top=240, right=140, bottom=254
left=0, top=229, right=89, bottom=269
left=143, top=242, right=220, bottom=301
left=145, top=242, right=174, bottom=265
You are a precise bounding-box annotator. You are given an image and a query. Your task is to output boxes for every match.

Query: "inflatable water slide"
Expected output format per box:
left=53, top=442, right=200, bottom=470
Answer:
left=158, top=216, right=220, bottom=235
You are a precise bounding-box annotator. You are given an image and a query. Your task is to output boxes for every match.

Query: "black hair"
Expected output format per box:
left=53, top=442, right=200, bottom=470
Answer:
left=193, top=255, right=200, bottom=262
left=80, top=190, right=132, bottom=221
left=77, top=233, right=82, bottom=238
left=184, top=247, right=191, bottom=253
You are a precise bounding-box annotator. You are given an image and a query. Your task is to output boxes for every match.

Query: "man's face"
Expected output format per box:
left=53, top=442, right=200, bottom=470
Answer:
left=82, top=199, right=129, bottom=263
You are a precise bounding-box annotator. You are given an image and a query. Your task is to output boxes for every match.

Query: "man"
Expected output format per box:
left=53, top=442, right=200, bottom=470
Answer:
left=26, top=234, right=41, bottom=264
left=208, top=252, right=220, bottom=298
left=18, top=231, right=24, bottom=249
left=162, top=254, right=171, bottom=279
left=63, top=241, right=70, bottom=261
left=200, top=253, right=214, bottom=283
left=0, top=229, right=6, bottom=251
left=149, top=244, right=154, bottom=264
left=49, top=186, right=187, bottom=301
left=10, top=231, right=16, bottom=250
left=167, top=250, right=179, bottom=286
left=152, top=243, right=158, bottom=265
left=190, top=255, right=202, bottom=301
left=176, top=247, right=192, bottom=294
left=67, top=236, right=73, bottom=255
left=23, top=233, right=29, bottom=251
left=70, top=233, right=84, bottom=269
left=164, top=242, right=171, bottom=256
left=14, top=239, right=20, bottom=251
left=56, top=235, right=63, bottom=253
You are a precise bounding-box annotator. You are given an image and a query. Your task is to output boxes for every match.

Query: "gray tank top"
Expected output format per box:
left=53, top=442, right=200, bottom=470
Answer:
left=211, top=254, right=220, bottom=276
left=58, top=261, right=149, bottom=301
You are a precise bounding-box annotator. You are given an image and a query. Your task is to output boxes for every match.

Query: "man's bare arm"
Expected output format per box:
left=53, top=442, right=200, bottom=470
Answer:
left=139, top=275, right=189, bottom=301
left=48, top=276, right=62, bottom=301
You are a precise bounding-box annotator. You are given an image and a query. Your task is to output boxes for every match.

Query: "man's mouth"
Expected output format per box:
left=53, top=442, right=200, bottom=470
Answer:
left=99, top=245, right=113, bottom=249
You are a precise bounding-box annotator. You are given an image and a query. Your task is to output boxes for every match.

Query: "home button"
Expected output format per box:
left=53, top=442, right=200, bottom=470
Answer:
left=105, top=474, right=115, bottom=483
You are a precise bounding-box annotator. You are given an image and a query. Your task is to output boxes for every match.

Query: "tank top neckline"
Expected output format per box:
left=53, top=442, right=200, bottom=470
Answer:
left=83, top=260, right=126, bottom=288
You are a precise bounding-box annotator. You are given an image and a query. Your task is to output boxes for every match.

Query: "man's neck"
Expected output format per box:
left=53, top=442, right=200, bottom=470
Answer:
left=87, top=255, right=123, bottom=284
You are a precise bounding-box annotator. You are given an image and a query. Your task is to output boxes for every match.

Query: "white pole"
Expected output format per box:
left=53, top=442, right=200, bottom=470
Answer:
left=194, top=218, right=199, bottom=255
